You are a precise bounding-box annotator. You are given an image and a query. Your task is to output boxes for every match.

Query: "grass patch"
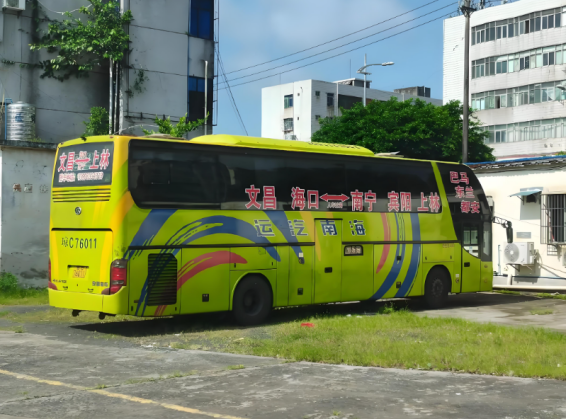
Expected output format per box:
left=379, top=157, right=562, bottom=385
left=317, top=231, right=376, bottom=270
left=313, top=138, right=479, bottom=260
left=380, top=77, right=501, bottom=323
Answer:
left=530, top=308, right=554, bottom=316
left=215, top=310, right=566, bottom=380
left=13, top=326, right=25, bottom=333
left=225, top=364, right=245, bottom=370
left=0, top=288, right=49, bottom=306
left=537, top=293, right=566, bottom=301
left=94, top=384, right=107, bottom=389
left=494, top=290, right=521, bottom=296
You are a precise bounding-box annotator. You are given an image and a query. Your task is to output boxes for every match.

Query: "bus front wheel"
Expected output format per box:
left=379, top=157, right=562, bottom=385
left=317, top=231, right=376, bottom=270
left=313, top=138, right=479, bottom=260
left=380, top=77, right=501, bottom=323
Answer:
left=232, top=275, right=272, bottom=326
left=424, top=268, right=450, bottom=309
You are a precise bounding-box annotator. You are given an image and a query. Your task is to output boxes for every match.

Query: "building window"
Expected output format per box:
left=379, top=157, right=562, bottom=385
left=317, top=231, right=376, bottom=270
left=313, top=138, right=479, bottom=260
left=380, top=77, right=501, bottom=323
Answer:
left=188, top=76, right=213, bottom=123
left=482, top=118, right=566, bottom=144
left=190, top=0, right=213, bottom=40
left=315, top=115, right=321, bottom=120
left=541, top=195, right=566, bottom=244
left=283, top=118, right=293, bottom=132
left=327, top=93, right=334, bottom=107
left=284, top=94, right=293, bottom=109
left=473, top=7, right=562, bottom=45
left=472, top=80, right=566, bottom=111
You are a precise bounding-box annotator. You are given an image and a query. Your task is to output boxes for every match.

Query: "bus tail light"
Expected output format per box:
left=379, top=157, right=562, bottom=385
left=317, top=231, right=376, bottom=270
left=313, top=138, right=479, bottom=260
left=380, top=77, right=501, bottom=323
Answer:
left=110, top=259, right=128, bottom=294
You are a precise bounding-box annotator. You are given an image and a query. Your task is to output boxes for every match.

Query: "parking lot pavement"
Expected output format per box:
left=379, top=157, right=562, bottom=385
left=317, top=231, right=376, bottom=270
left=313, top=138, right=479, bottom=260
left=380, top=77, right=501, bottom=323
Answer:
left=1, top=323, right=566, bottom=418
left=416, top=292, right=566, bottom=333
left=2, top=292, right=566, bottom=418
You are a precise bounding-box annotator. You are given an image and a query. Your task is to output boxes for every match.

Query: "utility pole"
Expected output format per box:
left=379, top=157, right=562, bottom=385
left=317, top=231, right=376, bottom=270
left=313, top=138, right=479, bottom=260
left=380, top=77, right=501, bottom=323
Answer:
left=461, top=0, right=475, bottom=163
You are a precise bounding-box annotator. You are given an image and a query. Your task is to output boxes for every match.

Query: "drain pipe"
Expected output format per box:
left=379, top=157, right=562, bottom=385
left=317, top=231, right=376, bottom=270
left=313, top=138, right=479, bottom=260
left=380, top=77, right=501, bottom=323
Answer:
left=4, top=98, right=12, bottom=139
left=498, top=244, right=501, bottom=275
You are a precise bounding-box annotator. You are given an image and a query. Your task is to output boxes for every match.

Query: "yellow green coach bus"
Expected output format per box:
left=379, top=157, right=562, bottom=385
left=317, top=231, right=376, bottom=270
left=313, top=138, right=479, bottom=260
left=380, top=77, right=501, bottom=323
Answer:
left=49, top=134, right=493, bottom=325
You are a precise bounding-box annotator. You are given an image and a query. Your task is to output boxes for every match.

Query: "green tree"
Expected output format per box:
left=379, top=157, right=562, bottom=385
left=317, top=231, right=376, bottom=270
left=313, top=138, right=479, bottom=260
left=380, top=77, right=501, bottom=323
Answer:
left=30, top=0, right=133, bottom=81
left=83, top=107, right=110, bottom=136
left=311, top=98, right=495, bottom=163
left=142, top=113, right=208, bottom=138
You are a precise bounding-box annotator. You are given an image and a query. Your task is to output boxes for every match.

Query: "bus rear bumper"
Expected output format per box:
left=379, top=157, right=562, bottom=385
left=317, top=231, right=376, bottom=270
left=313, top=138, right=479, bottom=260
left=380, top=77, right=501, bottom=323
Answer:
left=49, top=287, right=128, bottom=315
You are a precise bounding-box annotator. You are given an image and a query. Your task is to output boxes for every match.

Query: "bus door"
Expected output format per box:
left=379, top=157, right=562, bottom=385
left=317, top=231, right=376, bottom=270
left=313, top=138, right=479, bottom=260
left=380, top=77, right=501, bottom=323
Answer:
left=314, top=219, right=342, bottom=303
left=461, top=223, right=481, bottom=292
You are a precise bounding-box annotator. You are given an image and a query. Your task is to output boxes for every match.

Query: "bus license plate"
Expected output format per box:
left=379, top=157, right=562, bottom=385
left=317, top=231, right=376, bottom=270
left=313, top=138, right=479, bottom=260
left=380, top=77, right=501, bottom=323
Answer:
left=71, top=267, right=88, bottom=279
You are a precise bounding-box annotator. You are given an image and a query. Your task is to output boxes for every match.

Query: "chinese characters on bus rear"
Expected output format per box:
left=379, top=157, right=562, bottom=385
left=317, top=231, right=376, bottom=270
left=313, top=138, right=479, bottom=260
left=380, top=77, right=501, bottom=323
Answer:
left=450, top=171, right=480, bottom=214
left=53, top=143, right=114, bottom=187
left=244, top=185, right=441, bottom=213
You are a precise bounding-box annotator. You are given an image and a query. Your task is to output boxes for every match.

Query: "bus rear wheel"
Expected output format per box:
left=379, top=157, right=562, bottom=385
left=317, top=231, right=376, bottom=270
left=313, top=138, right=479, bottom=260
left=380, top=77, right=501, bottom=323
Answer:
left=232, top=276, right=272, bottom=326
left=424, top=268, right=450, bottom=309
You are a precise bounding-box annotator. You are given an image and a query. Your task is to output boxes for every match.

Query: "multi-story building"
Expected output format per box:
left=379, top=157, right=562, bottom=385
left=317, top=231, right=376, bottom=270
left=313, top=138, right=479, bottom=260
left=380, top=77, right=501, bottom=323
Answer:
left=262, top=78, right=441, bottom=142
left=0, top=0, right=216, bottom=142
left=444, top=0, right=566, bottom=160
left=0, top=0, right=217, bottom=287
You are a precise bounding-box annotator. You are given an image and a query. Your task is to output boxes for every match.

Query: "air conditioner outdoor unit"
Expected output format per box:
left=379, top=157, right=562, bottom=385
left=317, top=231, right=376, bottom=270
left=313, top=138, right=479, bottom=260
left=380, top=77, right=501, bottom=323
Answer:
left=503, top=242, right=535, bottom=265
left=2, top=0, right=25, bottom=10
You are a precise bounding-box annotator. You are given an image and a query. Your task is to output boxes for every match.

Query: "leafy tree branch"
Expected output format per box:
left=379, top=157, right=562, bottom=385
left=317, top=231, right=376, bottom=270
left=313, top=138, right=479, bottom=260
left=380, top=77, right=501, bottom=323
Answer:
left=29, top=0, right=132, bottom=81
left=142, top=113, right=208, bottom=138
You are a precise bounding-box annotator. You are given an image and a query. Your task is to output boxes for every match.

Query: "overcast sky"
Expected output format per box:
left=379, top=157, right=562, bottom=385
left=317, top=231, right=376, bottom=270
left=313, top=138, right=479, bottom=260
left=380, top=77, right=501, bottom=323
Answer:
left=214, top=0, right=458, bottom=137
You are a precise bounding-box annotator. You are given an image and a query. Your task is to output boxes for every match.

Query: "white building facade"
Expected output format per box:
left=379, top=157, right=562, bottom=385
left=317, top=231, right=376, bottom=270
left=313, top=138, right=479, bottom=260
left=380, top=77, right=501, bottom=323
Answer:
left=471, top=156, right=566, bottom=290
left=444, top=0, right=566, bottom=160
left=262, top=79, right=442, bottom=142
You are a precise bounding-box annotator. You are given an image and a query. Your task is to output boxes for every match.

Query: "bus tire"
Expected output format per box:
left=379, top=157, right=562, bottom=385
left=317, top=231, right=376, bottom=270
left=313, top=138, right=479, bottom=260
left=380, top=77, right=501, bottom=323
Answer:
left=232, top=275, right=272, bottom=326
left=424, top=268, right=450, bottom=309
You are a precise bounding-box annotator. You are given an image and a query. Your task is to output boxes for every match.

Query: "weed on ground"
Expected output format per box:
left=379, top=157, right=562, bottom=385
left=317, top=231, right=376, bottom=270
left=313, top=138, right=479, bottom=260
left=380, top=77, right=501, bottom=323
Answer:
left=530, top=308, right=554, bottom=316
left=494, top=290, right=522, bottom=296
left=225, top=364, right=245, bottom=370
left=3, top=307, right=140, bottom=324
left=537, top=293, right=566, bottom=301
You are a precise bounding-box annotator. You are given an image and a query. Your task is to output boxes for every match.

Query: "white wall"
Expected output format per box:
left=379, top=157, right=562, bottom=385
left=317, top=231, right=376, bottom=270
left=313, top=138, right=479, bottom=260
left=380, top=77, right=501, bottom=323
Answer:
left=477, top=166, right=566, bottom=289
left=0, top=144, right=55, bottom=287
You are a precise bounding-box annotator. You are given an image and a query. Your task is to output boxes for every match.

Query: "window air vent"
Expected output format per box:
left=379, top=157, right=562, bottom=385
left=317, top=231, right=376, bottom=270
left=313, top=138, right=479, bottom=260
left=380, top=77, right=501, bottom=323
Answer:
left=2, top=0, right=25, bottom=11
left=146, top=254, right=177, bottom=306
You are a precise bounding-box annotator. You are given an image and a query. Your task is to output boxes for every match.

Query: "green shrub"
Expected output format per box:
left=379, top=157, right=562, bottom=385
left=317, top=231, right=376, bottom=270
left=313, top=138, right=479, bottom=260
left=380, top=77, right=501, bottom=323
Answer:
left=0, top=272, right=18, bottom=292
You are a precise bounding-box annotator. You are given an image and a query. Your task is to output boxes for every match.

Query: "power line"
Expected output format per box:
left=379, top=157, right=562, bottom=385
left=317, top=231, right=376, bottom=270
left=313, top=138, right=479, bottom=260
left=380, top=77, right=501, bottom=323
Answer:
left=219, top=1, right=456, bottom=87
left=217, top=50, right=248, bottom=135
left=225, top=0, right=441, bottom=75
left=219, top=10, right=454, bottom=91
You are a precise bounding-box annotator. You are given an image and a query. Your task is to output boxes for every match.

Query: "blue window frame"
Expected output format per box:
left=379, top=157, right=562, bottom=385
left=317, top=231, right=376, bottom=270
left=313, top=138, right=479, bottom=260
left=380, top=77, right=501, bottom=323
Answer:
left=190, top=0, right=213, bottom=40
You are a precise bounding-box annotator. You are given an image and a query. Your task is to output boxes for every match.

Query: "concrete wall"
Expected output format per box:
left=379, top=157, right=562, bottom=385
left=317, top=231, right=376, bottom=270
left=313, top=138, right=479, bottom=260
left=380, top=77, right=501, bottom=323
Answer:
left=1, top=0, right=211, bottom=142
left=476, top=166, right=566, bottom=290
left=262, top=79, right=442, bottom=142
left=0, top=143, right=55, bottom=287
left=0, top=0, right=107, bottom=143
left=120, top=0, right=215, bottom=139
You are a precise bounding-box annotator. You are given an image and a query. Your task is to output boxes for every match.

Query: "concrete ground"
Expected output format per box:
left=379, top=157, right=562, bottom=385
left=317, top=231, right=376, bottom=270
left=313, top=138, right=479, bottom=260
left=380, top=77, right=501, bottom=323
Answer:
left=1, top=293, right=566, bottom=418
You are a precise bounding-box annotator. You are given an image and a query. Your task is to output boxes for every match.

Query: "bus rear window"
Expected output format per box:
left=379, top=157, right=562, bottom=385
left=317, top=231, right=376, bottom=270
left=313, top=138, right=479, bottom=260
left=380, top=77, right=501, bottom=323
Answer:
left=53, top=142, right=114, bottom=187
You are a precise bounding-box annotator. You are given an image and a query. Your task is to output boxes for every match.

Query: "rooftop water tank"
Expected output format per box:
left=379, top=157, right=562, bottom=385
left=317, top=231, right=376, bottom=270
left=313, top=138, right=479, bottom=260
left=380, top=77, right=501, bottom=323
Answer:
left=7, top=102, right=36, bottom=141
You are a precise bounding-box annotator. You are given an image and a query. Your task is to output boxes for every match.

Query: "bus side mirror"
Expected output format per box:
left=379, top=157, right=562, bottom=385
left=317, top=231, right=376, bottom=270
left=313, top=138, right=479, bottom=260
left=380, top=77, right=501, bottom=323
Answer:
left=506, top=225, right=513, bottom=244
